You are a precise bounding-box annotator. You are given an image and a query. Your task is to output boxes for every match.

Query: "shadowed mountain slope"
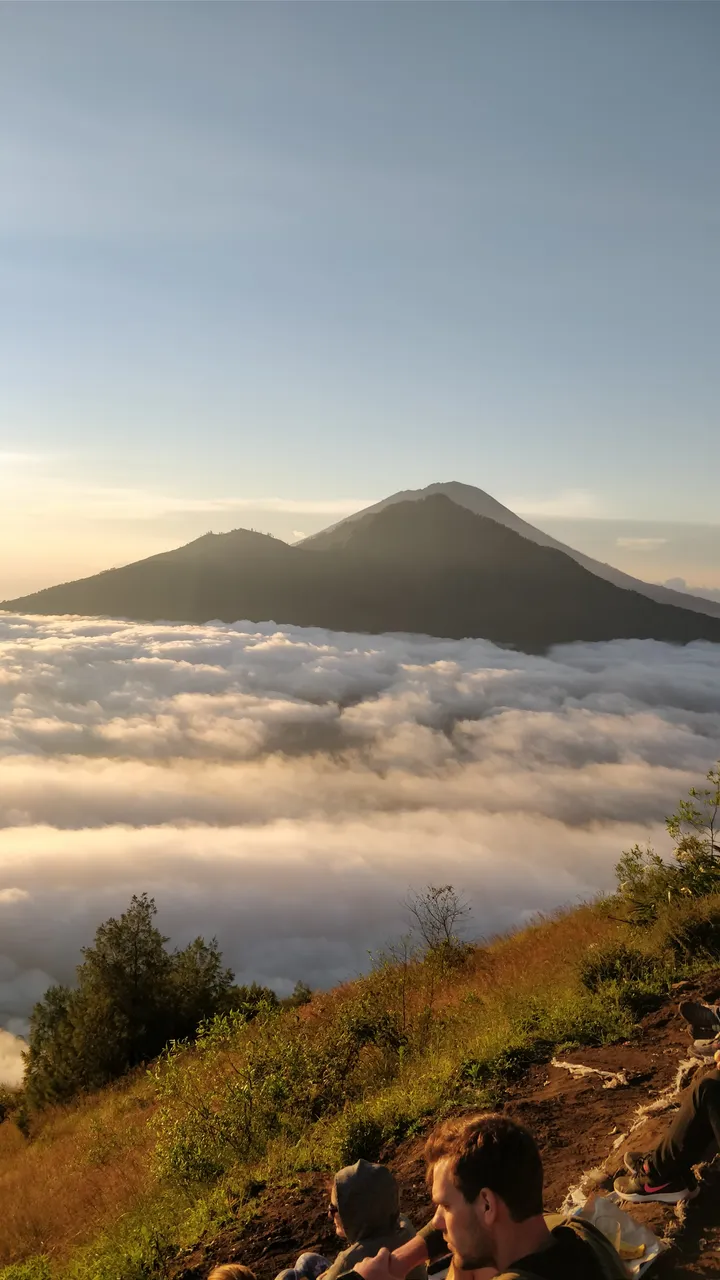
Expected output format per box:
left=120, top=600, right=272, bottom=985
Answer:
left=4, top=495, right=720, bottom=653
left=303, top=481, right=720, bottom=619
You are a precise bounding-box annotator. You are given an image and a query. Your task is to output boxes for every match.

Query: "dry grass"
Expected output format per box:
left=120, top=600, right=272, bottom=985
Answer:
left=0, top=1080, right=156, bottom=1266
left=467, top=904, right=620, bottom=994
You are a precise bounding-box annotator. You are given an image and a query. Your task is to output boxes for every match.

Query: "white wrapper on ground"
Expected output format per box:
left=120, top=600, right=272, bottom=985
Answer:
left=572, top=1194, right=668, bottom=1277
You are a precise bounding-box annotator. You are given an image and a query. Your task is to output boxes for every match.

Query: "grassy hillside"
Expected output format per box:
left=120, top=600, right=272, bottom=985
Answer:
left=3, top=890, right=719, bottom=1280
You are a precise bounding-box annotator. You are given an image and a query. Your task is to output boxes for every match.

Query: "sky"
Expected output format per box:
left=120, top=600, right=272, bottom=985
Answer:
left=1, top=4, right=719, bottom=595
left=2, top=611, right=720, bottom=1083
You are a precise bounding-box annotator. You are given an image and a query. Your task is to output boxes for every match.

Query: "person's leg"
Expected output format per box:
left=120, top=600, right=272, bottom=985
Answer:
left=295, top=1254, right=331, bottom=1280
left=615, top=1069, right=720, bottom=1203
left=651, top=1069, right=720, bottom=1180
left=679, top=1001, right=720, bottom=1038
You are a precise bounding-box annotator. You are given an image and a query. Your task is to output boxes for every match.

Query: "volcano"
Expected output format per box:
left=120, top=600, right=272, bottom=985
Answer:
left=4, top=490, right=720, bottom=653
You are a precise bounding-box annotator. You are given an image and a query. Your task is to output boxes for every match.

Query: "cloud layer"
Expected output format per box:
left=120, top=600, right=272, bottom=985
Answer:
left=1, top=611, right=719, bottom=1083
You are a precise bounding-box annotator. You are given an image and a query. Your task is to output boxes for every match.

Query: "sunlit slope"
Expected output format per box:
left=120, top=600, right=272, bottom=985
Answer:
left=0, top=902, right=621, bottom=1278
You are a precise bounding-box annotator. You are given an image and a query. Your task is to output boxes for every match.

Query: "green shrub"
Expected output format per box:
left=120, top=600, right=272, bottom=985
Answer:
left=90, top=1225, right=176, bottom=1280
left=458, top=1039, right=553, bottom=1089
left=152, top=992, right=408, bottom=1188
left=334, top=1114, right=386, bottom=1165
left=579, top=942, right=658, bottom=993
left=152, top=1008, right=294, bottom=1186
left=615, top=980, right=666, bottom=1019
left=0, top=1259, right=51, bottom=1280
left=653, top=897, right=720, bottom=962
left=614, top=762, right=720, bottom=925
left=281, top=981, right=313, bottom=1009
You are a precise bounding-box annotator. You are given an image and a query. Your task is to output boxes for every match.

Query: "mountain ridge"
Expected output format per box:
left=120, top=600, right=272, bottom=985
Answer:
left=4, top=492, right=720, bottom=654
left=302, top=481, right=720, bottom=619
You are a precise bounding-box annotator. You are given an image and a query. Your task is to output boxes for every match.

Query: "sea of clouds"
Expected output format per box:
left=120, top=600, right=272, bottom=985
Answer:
left=1, top=612, right=720, bottom=1084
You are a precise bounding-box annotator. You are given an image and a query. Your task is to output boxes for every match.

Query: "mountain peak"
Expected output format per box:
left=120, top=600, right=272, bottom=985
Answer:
left=5, top=492, right=720, bottom=652
left=301, top=483, right=720, bottom=621
left=163, top=527, right=292, bottom=561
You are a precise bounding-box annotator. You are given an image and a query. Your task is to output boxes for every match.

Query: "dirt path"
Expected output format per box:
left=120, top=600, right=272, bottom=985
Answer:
left=170, top=974, right=720, bottom=1280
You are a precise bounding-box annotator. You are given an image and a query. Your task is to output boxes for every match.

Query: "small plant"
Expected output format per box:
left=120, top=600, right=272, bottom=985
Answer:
left=457, top=1039, right=553, bottom=1092
left=0, top=1260, right=51, bottom=1280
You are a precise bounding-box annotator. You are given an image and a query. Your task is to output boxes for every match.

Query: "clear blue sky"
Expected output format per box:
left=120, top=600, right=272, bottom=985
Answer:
left=1, top=3, right=718, bottom=593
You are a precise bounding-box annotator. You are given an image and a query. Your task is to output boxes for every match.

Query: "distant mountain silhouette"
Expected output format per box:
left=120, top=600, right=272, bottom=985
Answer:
left=4, top=495, right=720, bottom=653
left=302, top=481, right=720, bottom=619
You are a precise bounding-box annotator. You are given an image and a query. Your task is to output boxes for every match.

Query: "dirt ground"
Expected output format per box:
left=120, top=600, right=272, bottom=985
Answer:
left=170, top=973, right=720, bottom=1280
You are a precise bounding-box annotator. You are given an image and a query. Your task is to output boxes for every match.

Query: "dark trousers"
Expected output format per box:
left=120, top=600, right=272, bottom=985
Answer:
left=651, top=1068, right=720, bottom=1180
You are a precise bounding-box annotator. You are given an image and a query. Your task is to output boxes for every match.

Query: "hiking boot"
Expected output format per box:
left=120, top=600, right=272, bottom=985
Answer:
left=614, top=1169, right=699, bottom=1205
left=679, top=1000, right=720, bottom=1037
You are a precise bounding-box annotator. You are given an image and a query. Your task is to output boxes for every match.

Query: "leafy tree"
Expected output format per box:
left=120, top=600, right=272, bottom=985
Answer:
left=281, top=980, right=313, bottom=1009
left=168, top=936, right=235, bottom=1041
left=667, top=763, right=720, bottom=864
left=223, top=981, right=279, bottom=1018
left=616, top=761, right=720, bottom=924
left=25, top=894, right=242, bottom=1108
left=614, top=845, right=676, bottom=926
left=76, top=892, right=172, bottom=1070
left=23, top=984, right=81, bottom=1106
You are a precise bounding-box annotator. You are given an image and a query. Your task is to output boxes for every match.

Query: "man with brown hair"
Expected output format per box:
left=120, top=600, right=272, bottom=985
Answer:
left=350, top=1113, right=625, bottom=1280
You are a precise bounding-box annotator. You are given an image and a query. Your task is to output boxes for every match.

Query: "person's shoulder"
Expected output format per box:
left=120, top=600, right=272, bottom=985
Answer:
left=552, top=1219, right=625, bottom=1280
left=323, top=1246, right=359, bottom=1280
left=496, top=1219, right=623, bottom=1280
left=333, top=1244, right=364, bottom=1270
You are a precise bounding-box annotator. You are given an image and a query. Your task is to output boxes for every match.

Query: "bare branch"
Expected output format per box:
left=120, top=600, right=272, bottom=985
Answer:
left=405, top=884, right=472, bottom=951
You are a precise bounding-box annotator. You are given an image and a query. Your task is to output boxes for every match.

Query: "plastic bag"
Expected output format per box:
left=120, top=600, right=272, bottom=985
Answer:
left=572, top=1193, right=668, bottom=1277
